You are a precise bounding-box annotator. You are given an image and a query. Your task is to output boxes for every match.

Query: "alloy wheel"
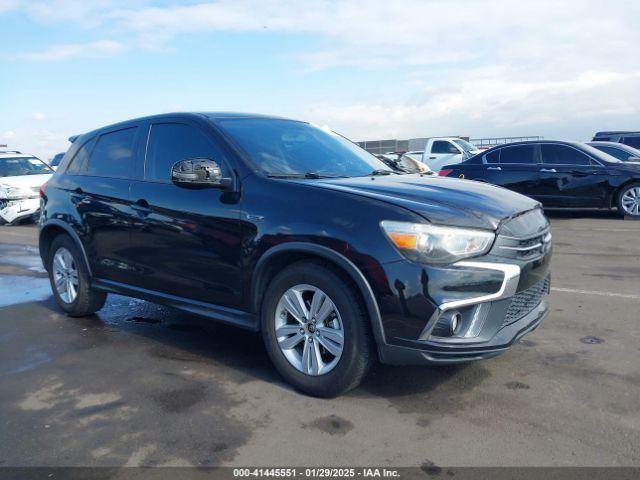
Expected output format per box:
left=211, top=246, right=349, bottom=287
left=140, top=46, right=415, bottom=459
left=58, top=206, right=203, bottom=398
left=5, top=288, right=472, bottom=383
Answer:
left=274, top=284, right=344, bottom=376
left=52, top=247, right=79, bottom=304
left=621, top=187, right=640, bottom=216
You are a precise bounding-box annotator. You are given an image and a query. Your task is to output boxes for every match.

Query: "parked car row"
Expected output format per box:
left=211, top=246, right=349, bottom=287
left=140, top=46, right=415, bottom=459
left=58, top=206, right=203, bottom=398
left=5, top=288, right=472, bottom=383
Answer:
left=439, top=140, right=640, bottom=217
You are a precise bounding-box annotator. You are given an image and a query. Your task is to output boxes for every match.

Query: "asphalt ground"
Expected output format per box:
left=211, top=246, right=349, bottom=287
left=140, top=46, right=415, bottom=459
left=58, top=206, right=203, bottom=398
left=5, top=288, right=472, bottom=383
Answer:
left=0, top=212, right=638, bottom=468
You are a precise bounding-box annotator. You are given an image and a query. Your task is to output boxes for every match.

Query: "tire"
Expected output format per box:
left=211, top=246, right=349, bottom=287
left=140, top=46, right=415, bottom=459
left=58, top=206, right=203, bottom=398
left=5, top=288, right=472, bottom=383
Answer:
left=616, top=182, right=640, bottom=218
left=261, top=260, right=374, bottom=397
left=48, top=235, right=107, bottom=316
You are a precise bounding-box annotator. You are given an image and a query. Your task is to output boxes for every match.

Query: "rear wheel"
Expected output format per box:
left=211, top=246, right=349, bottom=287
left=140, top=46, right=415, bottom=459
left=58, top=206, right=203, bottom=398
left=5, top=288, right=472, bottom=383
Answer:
left=617, top=183, right=640, bottom=218
left=261, top=260, right=374, bottom=397
left=48, top=235, right=107, bottom=316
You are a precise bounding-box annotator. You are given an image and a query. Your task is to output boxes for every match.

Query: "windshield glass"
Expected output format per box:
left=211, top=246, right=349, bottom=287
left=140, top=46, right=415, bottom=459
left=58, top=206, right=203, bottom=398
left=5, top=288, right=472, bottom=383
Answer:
left=218, top=119, right=392, bottom=177
left=453, top=139, right=479, bottom=152
left=0, top=157, right=53, bottom=177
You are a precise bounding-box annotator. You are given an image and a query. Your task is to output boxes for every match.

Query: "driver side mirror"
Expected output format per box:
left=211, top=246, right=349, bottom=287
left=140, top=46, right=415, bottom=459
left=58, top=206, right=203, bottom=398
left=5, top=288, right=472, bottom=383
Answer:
left=171, top=158, right=232, bottom=189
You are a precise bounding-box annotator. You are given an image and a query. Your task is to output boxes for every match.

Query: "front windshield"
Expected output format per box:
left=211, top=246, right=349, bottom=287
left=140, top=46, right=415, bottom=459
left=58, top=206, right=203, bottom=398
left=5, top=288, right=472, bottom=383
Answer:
left=0, top=157, right=53, bottom=177
left=453, top=139, right=479, bottom=153
left=218, top=119, right=392, bottom=177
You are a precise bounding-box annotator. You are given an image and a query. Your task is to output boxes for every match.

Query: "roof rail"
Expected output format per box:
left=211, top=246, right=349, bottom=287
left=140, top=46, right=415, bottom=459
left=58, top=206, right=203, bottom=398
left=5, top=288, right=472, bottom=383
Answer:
left=0, top=150, right=22, bottom=154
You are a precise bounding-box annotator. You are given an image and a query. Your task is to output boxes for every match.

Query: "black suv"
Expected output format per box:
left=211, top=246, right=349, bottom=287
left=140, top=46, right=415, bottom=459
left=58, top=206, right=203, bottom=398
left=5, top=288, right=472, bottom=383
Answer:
left=39, top=113, right=552, bottom=396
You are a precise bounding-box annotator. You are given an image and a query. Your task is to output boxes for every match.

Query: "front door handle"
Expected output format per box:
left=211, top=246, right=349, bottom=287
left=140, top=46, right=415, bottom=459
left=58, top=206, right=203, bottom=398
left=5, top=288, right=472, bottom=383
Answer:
left=487, top=166, right=502, bottom=171
left=429, top=156, right=436, bottom=160
left=540, top=168, right=557, bottom=173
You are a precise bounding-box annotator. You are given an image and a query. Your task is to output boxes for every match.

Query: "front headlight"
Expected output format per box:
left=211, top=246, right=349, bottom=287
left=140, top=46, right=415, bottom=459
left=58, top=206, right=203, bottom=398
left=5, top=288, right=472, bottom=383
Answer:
left=381, top=221, right=495, bottom=264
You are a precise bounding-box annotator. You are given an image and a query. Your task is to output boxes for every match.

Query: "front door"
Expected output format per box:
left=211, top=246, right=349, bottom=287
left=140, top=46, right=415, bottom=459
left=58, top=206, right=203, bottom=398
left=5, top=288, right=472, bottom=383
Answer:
left=128, top=120, right=244, bottom=308
left=537, top=143, right=610, bottom=207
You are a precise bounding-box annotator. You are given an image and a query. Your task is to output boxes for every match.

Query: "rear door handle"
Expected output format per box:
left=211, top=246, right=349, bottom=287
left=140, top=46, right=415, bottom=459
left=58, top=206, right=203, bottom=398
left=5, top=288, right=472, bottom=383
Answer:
left=487, top=166, right=502, bottom=171
left=429, top=156, right=436, bottom=159
left=132, top=199, right=152, bottom=215
left=540, top=168, right=557, bottom=173
left=72, top=187, right=91, bottom=205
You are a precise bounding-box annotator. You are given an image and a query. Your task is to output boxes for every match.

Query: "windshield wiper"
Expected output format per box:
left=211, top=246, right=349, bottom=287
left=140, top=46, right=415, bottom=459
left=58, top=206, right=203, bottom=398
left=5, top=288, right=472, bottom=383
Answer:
left=369, top=169, right=396, bottom=176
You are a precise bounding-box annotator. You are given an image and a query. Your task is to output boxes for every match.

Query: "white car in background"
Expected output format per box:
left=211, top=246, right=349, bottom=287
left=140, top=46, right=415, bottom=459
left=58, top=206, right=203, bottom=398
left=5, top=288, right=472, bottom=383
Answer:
left=421, top=137, right=481, bottom=172
left=0, top=151, right=53, bottom=225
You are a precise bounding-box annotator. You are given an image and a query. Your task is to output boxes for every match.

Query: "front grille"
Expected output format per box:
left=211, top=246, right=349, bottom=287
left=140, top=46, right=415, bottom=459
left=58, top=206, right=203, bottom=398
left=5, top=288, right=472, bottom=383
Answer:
left=493, top=208, right=552, bottom=260
left=497, top=230, right=552, bottom=260
left=502, top=275, right=550, bottom=326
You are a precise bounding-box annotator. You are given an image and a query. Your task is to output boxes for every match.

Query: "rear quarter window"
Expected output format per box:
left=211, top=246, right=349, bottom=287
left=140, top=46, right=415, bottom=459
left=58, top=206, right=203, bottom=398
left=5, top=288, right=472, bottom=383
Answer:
left=66, top=137, right=96, bottom=174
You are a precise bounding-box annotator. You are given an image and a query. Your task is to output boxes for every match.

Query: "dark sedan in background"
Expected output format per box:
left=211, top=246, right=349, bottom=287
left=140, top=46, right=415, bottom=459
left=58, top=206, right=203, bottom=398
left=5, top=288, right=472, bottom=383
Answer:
left=587, top=141, right=640, bottom=162
left=439, top=140, right=640, bottom=217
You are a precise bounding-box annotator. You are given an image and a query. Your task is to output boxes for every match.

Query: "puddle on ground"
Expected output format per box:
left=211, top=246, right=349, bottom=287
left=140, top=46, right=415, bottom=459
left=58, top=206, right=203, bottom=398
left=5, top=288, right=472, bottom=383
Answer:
left=0, top=243, right=51, bottom=307
left=0, top=275, right=51, bottom=307
left=0, top=244, right=46, bottom=274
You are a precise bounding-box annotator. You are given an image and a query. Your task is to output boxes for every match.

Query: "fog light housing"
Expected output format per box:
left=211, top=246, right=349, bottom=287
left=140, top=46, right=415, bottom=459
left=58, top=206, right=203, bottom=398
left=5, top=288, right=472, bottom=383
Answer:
left=449, top=311, right=462, bottom=335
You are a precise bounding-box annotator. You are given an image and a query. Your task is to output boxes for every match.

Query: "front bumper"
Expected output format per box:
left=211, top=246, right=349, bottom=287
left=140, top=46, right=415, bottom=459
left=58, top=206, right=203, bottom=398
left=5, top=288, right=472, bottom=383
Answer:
left=0, top=197, right=40, bottom=224
left=378, top=298, right=548, bottom=365
left=369, top=250, right=551, bottom=366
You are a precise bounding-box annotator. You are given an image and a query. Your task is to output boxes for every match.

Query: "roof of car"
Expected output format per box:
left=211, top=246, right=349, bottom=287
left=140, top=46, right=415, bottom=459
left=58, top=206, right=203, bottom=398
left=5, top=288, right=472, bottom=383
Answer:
left=587, top=141, right=626, bottom=146
left=594, top=131, right=640, bottom=136
left=70, top=112, right=298, bottom=142
left=481, top=139, right=582, bottom=151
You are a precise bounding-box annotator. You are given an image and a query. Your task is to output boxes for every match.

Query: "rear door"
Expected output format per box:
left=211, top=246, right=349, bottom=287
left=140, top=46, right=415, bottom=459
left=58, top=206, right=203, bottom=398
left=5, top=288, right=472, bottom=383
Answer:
left=537, top=143, right=610, bottom=207
left=72, top=126, right=141, bottom=283
left=482, top=144, right=541, bottom=198
left=127, top=119, right=244, bottom=308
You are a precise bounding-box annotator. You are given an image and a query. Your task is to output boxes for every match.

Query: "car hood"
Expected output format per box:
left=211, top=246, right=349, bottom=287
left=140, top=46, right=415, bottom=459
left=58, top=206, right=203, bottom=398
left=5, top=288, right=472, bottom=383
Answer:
left=0, top=173, right=52, bottom=192
left=306, top=174, right=540, bottom=230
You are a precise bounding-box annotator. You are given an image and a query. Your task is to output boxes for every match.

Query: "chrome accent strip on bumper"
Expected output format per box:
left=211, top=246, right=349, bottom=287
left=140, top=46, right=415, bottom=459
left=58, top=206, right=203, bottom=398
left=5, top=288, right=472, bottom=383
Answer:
left=418, top=261, right=521, bottom=340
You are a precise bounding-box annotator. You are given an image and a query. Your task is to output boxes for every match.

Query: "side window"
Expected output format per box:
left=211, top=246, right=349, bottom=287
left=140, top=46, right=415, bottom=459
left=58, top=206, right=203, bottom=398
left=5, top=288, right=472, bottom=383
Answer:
left=67, top=137, right=96, bottom=174
left=622, top=137, right=640, bottom=149
left=499, top=145, right=537, bottom=164
left=432, top=141, right=459, bottom=154
left=145, top=123, right=227, bottom=182
left=541, top=144, right=590, bottom=165
left=597, top=146, right=627, bottom=161
left=485, top=149, right=500, bottom=163
left=86, top=127, right=137, bottom=178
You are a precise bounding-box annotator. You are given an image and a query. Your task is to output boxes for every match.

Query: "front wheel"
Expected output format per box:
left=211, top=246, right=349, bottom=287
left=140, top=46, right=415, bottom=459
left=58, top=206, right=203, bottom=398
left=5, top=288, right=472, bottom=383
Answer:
left=261, top=260, right=374, bottom=397
left=48, top=235, right=107, bottom=316
left=617, top=183, right=640, bottom=218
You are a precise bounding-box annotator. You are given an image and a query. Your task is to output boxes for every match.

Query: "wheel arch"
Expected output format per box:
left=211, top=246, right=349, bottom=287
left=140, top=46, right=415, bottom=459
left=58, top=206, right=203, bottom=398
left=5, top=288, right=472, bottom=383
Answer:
left=251, top=242, right=386, bottom=345
left=39, top=220, right=92, bottom=276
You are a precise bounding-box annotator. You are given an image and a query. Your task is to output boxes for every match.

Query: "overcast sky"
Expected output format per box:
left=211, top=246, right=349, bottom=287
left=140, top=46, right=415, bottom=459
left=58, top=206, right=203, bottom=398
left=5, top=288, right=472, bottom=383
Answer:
left=1, top=0, right=639, bottom=160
